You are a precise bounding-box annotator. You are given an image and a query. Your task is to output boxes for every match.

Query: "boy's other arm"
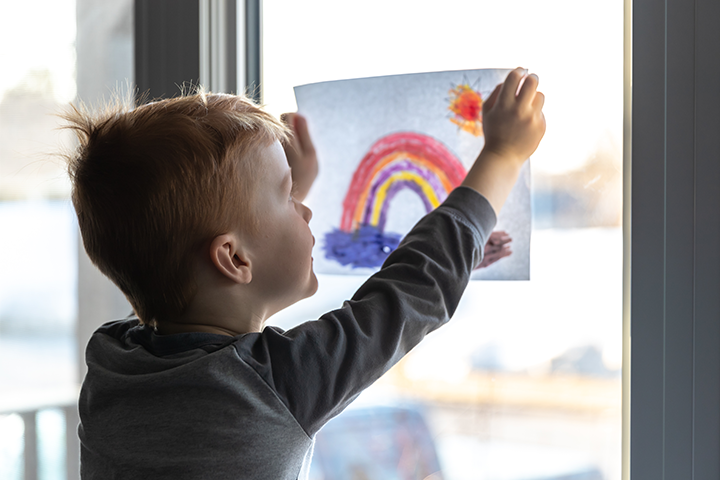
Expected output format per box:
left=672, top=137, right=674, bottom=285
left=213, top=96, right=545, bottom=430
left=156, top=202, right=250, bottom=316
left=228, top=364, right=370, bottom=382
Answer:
left=462, top=67, right=546, bottom=215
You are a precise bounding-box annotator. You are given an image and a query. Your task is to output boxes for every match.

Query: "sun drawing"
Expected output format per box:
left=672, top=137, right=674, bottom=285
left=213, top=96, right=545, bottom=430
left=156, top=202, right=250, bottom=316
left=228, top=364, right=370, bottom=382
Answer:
left=447, top=83, right=484, bottom=137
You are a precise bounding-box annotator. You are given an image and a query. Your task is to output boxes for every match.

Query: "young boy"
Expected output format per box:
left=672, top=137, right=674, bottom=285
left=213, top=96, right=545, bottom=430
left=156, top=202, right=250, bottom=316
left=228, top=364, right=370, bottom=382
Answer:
left=67, top=67, right=544, bottom=479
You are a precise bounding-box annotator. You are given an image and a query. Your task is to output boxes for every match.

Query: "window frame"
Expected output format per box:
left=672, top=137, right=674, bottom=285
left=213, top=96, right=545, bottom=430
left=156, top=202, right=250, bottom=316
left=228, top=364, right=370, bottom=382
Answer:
left=629, top=0, right=720, bottom=477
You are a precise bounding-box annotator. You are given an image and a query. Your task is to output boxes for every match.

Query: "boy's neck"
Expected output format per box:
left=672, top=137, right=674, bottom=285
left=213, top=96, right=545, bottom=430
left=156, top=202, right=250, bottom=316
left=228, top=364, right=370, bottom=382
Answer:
left=155, top=270, right=269, bottom=336
left=155, top=307, right=266, bottom=336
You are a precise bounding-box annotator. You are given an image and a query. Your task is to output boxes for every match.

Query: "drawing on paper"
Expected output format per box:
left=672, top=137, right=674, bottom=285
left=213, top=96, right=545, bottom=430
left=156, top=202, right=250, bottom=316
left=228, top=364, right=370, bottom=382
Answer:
left=447, top=81, right=485, bottom=136
left=294, top=69, right=530, bottom=280
left=323, top=132, right=466, bottom=268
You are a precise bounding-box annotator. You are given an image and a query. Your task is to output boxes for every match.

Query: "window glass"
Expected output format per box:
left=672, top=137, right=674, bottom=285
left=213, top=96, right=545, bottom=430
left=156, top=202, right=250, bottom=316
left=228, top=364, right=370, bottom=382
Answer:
left=0, top=0, right=78, bottom=385
left=0, top=1, right=78, bottom=477
left=263, top=1, right=623, bottom=479
left=0, top=0, right=133, bottom=477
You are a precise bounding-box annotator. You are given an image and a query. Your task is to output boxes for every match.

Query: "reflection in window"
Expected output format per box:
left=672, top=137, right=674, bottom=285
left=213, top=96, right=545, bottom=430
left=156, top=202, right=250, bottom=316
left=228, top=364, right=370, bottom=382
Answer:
left=264, top=1, right=622, bottom=479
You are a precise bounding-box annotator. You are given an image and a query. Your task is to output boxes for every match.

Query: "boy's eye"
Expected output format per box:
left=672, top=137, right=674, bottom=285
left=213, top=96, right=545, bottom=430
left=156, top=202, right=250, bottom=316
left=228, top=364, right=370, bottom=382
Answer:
left=289, top=182, right=299, bottom=202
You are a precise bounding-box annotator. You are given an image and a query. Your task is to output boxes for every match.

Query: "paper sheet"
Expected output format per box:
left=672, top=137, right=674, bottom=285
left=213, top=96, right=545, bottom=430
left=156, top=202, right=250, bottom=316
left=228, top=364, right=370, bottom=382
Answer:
left=295, top=69, right=530, bottom=280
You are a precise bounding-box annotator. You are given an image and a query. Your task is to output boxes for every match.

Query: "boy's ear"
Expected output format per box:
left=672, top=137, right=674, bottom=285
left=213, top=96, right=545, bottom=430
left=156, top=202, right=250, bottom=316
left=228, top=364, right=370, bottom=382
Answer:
left=209, top=233, right=252, bottom=284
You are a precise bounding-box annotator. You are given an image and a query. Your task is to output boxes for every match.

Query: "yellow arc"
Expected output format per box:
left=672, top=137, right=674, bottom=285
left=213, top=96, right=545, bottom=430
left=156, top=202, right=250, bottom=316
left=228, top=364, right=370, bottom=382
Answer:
left=368, top=171, right=441, bottom=227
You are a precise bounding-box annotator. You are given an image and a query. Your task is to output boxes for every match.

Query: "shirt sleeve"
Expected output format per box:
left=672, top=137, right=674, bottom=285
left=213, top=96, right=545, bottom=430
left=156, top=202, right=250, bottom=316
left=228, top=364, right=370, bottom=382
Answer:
left=235, top=186, right=497, bottom=436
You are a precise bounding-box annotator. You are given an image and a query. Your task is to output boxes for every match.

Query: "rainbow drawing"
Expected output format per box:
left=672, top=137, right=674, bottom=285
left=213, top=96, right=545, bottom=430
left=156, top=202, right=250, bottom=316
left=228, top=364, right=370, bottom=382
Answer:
left=324, top=132, right=467, bottom=268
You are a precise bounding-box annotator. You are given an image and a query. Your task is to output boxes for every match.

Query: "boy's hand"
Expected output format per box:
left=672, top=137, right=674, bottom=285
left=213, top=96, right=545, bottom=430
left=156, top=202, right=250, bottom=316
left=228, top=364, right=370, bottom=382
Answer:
left=482, top=68, right=546, bottom=164
left=281, top=113, right=318, bottom=202
left=477, top=230, right=513, bottom=269
left=462, top=68, right=546, bottom=215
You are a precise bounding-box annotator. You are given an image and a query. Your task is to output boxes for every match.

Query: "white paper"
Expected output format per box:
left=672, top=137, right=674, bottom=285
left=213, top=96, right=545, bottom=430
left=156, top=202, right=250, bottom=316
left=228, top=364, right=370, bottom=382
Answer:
left=295, top=69, right=530, bottom=280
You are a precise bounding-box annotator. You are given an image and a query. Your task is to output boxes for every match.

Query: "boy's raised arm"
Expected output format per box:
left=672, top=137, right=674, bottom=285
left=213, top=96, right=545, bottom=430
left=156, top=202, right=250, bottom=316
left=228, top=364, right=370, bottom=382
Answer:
left=253, top=69, right=546, bottom=436
left=462, top=67, right=546, bottom=215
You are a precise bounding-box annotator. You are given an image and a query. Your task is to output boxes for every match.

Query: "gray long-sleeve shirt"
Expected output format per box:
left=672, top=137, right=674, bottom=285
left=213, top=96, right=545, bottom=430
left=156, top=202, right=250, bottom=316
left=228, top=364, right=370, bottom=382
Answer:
left=78, top=186, right=496, bottom=479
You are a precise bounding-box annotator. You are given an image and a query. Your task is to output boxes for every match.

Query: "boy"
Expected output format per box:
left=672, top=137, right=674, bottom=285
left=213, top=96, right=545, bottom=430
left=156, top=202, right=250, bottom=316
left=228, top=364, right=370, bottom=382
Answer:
left=67, top=67, right=544, bottom=479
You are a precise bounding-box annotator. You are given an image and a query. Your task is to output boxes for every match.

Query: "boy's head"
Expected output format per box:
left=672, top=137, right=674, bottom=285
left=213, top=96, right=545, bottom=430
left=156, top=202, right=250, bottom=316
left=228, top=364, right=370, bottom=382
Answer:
left=63, top=92, right=291, bottom=328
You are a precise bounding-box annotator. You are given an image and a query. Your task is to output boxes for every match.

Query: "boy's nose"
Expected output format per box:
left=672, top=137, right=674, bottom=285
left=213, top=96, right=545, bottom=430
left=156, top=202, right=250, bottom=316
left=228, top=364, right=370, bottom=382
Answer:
left=302, top=203, right=312, bottom=223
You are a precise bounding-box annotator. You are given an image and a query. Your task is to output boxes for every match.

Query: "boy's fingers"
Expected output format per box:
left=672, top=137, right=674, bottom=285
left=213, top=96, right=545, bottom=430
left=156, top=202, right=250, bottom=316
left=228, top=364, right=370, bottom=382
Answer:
left=487, top=230, right=508, bottom=245
left=292, top=114, right=316, bottom=156
left=478, top=244, right=513, bottom=268
left=532, top=91, right=546, bottom=110
left=483, top=83, right=502, bottom=113
left=517, top=73, right=539, bottom=106
left=499, top=67, right=527, bottom=104
left=495, top=235, right=512, bottom=246
left=484, top=243, right=501, bottom=255
left=280, top=113, right=299, bottom=148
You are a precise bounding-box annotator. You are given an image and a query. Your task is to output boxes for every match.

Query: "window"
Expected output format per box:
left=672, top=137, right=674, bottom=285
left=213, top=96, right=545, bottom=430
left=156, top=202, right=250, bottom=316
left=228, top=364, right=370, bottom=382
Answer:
left=4, top=1, right=713, bottom=478
left=0, top=1, right=133, bottom=478
left=263, top=1, right=624, bottom=479
left=0, top=1, right=78, bottom=478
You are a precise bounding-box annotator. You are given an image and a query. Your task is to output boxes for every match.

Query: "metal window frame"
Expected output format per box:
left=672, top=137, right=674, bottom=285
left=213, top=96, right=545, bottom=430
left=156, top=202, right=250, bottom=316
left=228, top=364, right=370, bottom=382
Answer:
left=199, top=0, right=238, bottom=93
left=244, top=0, right=261, bottom=102
left=629, top=0, right=720, bottom=478
left=134, top=0, right=256, bottom=98
left=134, top=0, right=201, bottom=100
